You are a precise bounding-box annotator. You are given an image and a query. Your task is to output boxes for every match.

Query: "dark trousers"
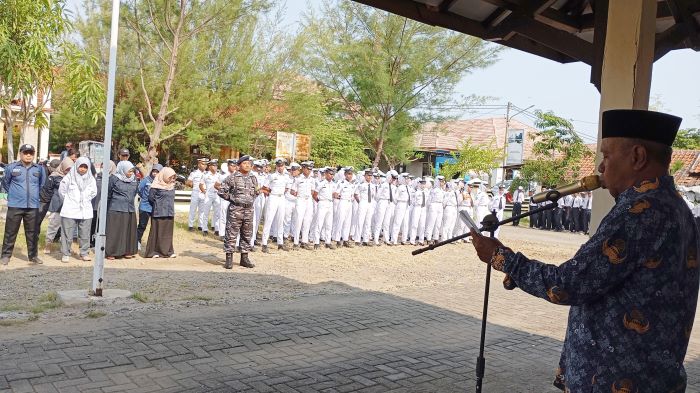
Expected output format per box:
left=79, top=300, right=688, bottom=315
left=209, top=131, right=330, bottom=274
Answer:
left=553, top=207, right=563, bottom=230
left=529, top=205, right=538, bottom=228
left=137, top=210, right=151, bottom=244
left=2, top=207, right=39, bottom=259
left=512, top=203, right=522, bottom=226
left=570, top=207, right=581, bottom=232
left=583, top=209, right=591, bottom=233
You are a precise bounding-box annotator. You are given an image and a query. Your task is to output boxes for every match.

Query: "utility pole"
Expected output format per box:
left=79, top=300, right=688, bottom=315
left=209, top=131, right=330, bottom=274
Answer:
left=501, top=102, right=534, bottom=184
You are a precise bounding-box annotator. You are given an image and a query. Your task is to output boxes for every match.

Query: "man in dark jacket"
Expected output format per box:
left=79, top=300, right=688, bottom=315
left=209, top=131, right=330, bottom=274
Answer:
left=1, top=144, right=46, bottom=265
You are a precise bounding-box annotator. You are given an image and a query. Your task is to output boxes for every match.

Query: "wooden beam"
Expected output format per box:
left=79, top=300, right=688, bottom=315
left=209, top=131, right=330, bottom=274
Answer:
left=497, top=34, right=578, bottom=63
left=351, top=0, right=487, bottom=38
left=589, top=0, right=609, bottom=91
left=581, top=1, right=678, bottom=31
left=654, top=24, right=690, bottom=60
left=437, top=0, right=460, bottom=12
left=667, top=0, right=700, bottom=48
left=486, top=14, right=594, bottom=64
left=483, top=8, right=511, bottom=28
left=536, top=9, right=582, bottom=33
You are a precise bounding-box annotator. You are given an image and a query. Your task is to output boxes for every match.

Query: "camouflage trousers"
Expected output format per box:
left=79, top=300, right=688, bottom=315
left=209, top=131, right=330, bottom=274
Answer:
left=224, top=204, right=254, bottom=254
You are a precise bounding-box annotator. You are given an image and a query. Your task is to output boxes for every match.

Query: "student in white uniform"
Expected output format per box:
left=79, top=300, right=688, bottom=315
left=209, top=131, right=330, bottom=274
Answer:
left=260, top=158, right=290, bottom=253
left=186, top=158, right=208, bottom=231
left=400, top=174, right=415, bottom=244
left=511, top=185, right=526, bottom=226
left=408, top=178, right=428, bottom=245
left=373, top=170, right=398, bottom=245
left=283, top=163, right=300, bottom=241
left=290, top=161, right=315, bottom=250
left=199, top=160, right=220, bottom=235
left=332, top=168, right=355, bottom=247
left=313, top=167, right=336, bottom=249
left=441, top=181, right=460, bottom=241
left=353, top=170, right=375, bottom=246
left=390, top=174, right=411, bottom=245
left=251, top=160, right=267, bottom=249
left=425, top=176, right=446, bottom=244
left=488, top=184, right=507, bottom=238
left=472, top=179, right=490, bottom=235
left=455, top=181, right=475, bottom=242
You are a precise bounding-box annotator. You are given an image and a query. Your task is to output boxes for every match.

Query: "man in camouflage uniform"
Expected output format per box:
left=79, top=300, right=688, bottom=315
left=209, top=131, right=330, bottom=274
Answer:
left=218, top=155, right=258, bottom=269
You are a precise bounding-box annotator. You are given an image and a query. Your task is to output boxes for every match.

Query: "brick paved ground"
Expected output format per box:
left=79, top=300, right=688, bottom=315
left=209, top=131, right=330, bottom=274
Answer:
left=1, top=290, right=699, bottom=393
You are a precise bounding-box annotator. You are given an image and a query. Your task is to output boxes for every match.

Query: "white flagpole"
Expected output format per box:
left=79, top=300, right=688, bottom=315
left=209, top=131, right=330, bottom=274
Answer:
left=92, top=0, right=121, bottom=294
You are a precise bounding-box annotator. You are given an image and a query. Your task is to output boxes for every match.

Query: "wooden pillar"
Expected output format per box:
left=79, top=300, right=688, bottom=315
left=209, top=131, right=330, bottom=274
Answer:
left=589, top=0, right=657, bottom=234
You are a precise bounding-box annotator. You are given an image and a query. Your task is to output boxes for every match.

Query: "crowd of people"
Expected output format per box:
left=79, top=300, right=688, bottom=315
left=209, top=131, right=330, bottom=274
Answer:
left=186, top=156, right=594, bottom=259
left=1, top=145, right=178, bottom=266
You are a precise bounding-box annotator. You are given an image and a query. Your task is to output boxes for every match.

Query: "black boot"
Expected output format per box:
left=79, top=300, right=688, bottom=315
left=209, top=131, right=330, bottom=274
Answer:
left=240, top=253, right=255, bottom=268
left=224, top=253, right=233, bottom=269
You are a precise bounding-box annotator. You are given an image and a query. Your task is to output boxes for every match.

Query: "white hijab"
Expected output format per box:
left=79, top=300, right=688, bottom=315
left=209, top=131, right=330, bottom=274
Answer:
left=65, top=157, right=94, bottom=191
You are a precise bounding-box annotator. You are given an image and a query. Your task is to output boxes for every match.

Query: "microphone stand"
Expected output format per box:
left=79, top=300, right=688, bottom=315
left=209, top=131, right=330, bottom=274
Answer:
left=412, top=196, right=560, bottom=392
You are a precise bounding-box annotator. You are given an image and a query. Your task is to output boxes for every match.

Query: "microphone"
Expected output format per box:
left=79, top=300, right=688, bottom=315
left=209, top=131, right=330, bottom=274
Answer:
left=531, top=175, right=601, bottom=204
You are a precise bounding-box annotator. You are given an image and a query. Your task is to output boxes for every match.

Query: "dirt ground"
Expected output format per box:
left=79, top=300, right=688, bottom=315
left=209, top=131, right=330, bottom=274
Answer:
left=0, top=213, right=584, bottom=329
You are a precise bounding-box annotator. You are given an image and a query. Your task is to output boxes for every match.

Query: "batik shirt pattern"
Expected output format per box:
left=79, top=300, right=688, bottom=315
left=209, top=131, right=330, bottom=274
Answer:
left=496, top=176, right=699, bottom=392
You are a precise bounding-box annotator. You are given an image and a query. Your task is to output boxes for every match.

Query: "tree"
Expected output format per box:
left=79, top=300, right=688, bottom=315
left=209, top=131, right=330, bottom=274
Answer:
left=310, top=117, right=370, bottom=168
left=0, top=0, right=104, bottom=161
left=438, top=138, right=503, bottom=180
left=673, top=128, right=700, bottom=150
left=519, top=110, right=593, bottom=187
left=303, top=1, right=500, bottom=167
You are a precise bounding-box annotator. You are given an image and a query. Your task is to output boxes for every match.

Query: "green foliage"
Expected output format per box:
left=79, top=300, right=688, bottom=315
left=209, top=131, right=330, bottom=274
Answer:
left=30, top=292, right=63, bottom=314
left=303, top=1, right=500, bottom=167
left=670, top=160, right=685, bottom=175
left=519, top=110, right=593, bottom=187
left=131, top=292, right=148, bottom=303
left=0, top=0, right=104, bottom=160
left=672, top=128, right=700, bottom=150
left=310, top=118, right=370, bottom=168
left=439, top=138, right=503, bottom=180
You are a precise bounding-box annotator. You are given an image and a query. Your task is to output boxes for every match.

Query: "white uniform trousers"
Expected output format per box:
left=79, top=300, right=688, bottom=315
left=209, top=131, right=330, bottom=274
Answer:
left=283, top=198, right=296, bottom=239
left=261, top=194, right=285, bottom=246
left=455, top=206, right=474, bottom=236
left=333, top=199, right=353, bottom=242
left=354, top=201, right=374, bottom=243
left=217, top=199, right=230, bottom=236
left=372, top=200, right=392, bottom=244
left=493, top=209, right=504, bottom=238
left=409, top=205, right=426, bottom=244
left=441, top=205, right=458, bottom=241
left=425, top=202, right=443, bottom=241
left=350, top=200, right=359, bottom=241
left=252, top=194, right=265, bottom=246
left=401, top=204, right=411, bottom=242
left=313, top=200, right=333, bottom=245
left=293, top=197, right=314, bottom=245
left=476, top=205, right=490, bottom=236
left=390, top=201, right=409, bottom=244
left=199, top=195, right=219, bottom=232
left=188, top=192, right=204, bottom=228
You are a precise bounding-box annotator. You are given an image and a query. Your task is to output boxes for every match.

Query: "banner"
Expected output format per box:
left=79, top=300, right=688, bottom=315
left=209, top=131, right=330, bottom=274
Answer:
left=276, top=131, right=311, bottom=161
left=505, top=129, right=524, bottom=166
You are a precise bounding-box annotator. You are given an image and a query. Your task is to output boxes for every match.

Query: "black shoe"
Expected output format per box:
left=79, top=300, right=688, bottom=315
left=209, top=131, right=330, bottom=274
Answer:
left=202, top=231, right=209, bottom=237
left=326, top=243, right=336, bottom=250
left=262, top=245, right=270, bottom=253
left=188, top=227, right=194, bottom=232
left=302, top=243, right=313, bottom=250
left=224, top=253, right=233, bottom=269
left=293, top=244, right=300, bottom=251
left=240, top=253, right=255, bottom=268
left=249, top=246, right=256, bottom=253
left=314, top=244, right=320, bottom=250
left=278, top=244, right=289, bottom=251
left=29, top=256, right=43, bottom=265
left=344, top=241, right=354, bottom=248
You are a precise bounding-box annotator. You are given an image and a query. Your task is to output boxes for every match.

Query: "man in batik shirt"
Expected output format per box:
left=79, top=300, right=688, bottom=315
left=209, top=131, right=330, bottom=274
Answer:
left=471, top=109, right=699, bottom=392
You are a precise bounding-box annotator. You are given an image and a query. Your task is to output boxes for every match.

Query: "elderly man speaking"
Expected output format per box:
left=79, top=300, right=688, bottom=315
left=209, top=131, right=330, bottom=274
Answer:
left=470, top=109, right=698, bottom=392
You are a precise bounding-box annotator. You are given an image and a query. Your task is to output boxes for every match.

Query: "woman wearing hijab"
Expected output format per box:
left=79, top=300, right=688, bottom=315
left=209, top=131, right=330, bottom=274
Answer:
left=90, top=161, right=117, bottom=248
left=41, top=158, right=74, bottom=254
left=58, top=157, right=97, bottom=262
left=105, top=161, right=139, bottom=259
left=136, top=164, right=163, bottom=249
left=145, top=167, right=177, bottom=258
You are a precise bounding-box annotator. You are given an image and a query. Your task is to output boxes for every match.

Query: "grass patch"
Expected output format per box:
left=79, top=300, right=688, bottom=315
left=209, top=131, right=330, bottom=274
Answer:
left=30, top=292, right=63, bottom=314
left=183, top=295, right=212, bottom=302
left=85, top=310, right=107, bottom=319
left=0, top=304, right=23, bottom=312
left=131, top=292, right=148, bottom=303
left=0, top=319, right=26, bottom=327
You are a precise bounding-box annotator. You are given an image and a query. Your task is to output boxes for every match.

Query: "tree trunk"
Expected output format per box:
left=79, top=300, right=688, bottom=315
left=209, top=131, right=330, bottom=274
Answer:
left=3, top=110, right=15, bottom=163
left=372, top=119, right=389, bottom=168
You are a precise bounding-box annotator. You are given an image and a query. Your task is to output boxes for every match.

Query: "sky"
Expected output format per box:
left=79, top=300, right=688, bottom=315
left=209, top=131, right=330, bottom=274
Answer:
left=66, top=0, right=700, bottom=142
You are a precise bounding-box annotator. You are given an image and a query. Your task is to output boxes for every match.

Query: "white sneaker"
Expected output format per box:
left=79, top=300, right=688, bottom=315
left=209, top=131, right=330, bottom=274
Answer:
left=61, top=255, right=69, bottom=263
left=169, top=254, right=177, bottom=258
left=137, top=242, right=142, bottom=251
left=152, top=254, right=160, bottom=258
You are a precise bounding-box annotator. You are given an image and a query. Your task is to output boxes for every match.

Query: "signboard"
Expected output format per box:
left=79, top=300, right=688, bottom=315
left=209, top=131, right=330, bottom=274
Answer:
left=276, top=131, right=311, bottom=161
left=505, top=129, right=524, bottom=166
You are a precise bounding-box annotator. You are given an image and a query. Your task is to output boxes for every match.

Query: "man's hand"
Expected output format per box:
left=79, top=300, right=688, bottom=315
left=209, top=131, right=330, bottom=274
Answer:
left=469, top=229, right=504, bottom=263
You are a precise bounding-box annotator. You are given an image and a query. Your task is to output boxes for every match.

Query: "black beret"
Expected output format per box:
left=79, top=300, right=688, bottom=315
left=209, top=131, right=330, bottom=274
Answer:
left=602, top=109, right=682, bottom=146
left=237, top=155, right=252, bottom=165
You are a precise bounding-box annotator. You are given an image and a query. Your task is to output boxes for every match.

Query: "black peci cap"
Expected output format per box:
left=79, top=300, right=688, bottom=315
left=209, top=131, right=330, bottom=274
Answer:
left=237, top=155, right=252, bottom=165
left=19, top=144, right=35, bottom=153
left=602, top=109, right=682, bottom=147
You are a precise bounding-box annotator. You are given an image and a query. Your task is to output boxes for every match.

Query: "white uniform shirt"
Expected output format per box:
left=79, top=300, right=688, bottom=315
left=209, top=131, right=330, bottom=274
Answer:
left=315, top=179, right=334, bottom=202
left=443, top=190, right=459, bottom=207
left=187, top=169, right=205, bottom=195
left=377, top=182, right=397, bottom=202
left=489, top=193, right=506, bottom=211
left=335, top=179, right=355, bottom=201
left=285, top=174, right=298, bottom=201
left=412, top=188, right=428, bottom=207
left=253, top=170, right=266, bottom=193
left=513, top=190, right=525, bottom=203
left=264, top=171, right=289, bottom=196
left=292, top=174, right=315, bottom=199
left=563, top=194, right=574, bottom=208
left=572, top=195, right=584, bottom=208
left=474, top=190, right=490, bottom=207
left=202, top=171, right=219, bottom=197
left=395, top=184, right=411, bottom=203
left=429, top=187, right=445, bottom=204
left=354, top=182, right=374, bottom=203
left=584, top=195, right=593, bottom=210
